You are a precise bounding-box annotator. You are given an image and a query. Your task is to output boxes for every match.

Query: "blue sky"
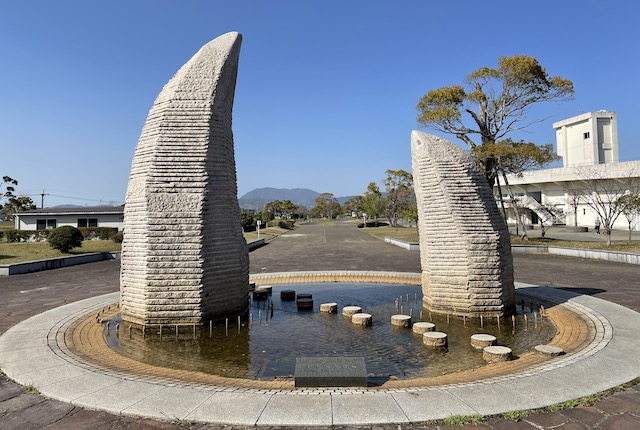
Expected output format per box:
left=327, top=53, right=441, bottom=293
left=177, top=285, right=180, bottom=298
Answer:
left=1, top=1, right=639, bottom=207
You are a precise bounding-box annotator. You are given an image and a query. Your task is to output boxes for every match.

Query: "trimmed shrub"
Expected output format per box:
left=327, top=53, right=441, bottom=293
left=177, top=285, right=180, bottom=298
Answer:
left=111, top=231, right=124, bottom=243
left=48, top=226, right=84, bottom=253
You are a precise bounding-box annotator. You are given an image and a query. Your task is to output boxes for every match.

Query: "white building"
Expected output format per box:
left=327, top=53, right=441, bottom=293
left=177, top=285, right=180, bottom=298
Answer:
left=497, top=111, right=640, bottom=231
left=14, top=206, right=124, bottom=231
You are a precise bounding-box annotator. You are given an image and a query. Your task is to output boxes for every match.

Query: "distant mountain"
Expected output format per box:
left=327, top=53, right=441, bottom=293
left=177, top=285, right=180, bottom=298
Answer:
left=239, top=188, right=320, bottom=210
left=238, top=187, right=356, bottom=211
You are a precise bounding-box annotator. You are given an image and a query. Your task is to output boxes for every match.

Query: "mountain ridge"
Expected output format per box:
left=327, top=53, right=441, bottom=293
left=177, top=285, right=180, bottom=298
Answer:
left=238, top=187, right=353, bottom=210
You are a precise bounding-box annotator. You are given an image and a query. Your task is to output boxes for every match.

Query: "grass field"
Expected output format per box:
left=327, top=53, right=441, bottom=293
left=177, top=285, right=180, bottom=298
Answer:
left=0, top=223, right=290, bottom=264
left=509, top=236, right=640, bottom=253
left=361, top=225, right=419, bottom=242
left=361, top=224, right=640, bottom=253
left=0, top=240, right=122, bottom=264
left=243, top=226, right=289, bottom=242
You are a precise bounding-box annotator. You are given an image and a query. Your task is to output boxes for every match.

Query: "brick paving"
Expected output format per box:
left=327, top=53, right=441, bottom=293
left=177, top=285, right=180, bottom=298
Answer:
left=0, top=220, right=639, bottom=429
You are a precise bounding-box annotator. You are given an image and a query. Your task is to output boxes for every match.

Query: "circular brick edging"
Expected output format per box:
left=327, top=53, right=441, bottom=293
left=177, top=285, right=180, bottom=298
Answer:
left=55, top=278, right=609, bottom=391
left=1, top=275, right=638, bottom=426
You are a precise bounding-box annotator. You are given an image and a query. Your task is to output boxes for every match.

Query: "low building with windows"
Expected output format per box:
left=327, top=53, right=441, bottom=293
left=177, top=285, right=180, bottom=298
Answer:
left=14, top=206, right=124, bottom=231
left=496, top=111, right=640, bottom=231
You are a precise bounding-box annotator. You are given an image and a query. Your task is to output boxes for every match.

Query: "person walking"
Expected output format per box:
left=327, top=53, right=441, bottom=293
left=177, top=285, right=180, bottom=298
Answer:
left=595, top=216, right=601, bottom=234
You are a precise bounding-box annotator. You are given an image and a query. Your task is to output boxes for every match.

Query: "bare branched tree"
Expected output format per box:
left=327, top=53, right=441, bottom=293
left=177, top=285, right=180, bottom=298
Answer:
left=576, top=167, right=639, bottom=245
left=563, top=185, right=587, bottom=228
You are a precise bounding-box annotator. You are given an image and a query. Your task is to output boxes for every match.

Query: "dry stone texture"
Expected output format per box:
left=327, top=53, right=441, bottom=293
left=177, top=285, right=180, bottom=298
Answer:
left=410, top=130, right=515, bottom=317
left=120, top=32, right=249, bottom=325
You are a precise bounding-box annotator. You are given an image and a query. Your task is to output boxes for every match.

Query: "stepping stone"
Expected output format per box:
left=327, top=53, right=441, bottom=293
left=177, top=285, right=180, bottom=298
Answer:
left=342, top=306, right=362, bottom=317
left=471, top=334, right=497, bottom=349
left=412, top=322, right=435, bottom=334
left=391, top=314, right=411, bottom=327
left=280, top=290, right=296, bottom=301
left=320, top=303, right=338, bottom=313
left=423, top=331, right=448, bottom=347
left=483, top=346, right=512, bottom=362
left=252, top=290, right=269, bottom=300
left=351, top=313, right=372, bottom=326
left=256, top=285, right=272, bottom=295
left=296, top=298, right=313, bottom=310
left=534, top=344, right=564, bottom=356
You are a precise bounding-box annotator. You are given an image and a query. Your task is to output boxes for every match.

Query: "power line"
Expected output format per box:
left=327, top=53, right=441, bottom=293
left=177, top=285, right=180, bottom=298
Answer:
left=23, top=192, right=123, bottom=206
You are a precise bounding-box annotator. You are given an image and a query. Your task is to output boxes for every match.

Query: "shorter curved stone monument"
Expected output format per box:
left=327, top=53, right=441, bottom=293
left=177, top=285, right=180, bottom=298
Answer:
left=411, top=131, right=516, bottom=317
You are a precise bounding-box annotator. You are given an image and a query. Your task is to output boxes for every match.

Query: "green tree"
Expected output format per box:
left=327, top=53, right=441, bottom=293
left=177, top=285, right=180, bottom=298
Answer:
left=262, top=200, right=299, bottom=220
left=312, top=192, right=341, bottom=219
left=1, top=176, right=18, bottom=213
left=2, top=196, right=37, bottom=220
left=240, top=211, right=257, bottom=231
left=473, top=139, right=559, bottom=239
left=417, top=55, right=573, bottom=186
left=263, top=200, right=282, bottom=218
left=344, top=195, right=364, bottom=217
left=618, top=192, right=640, bottom=242
left=279, top=200, right=298, bottom=220
left=401, top=201, right=419, bottom=232
left=48, top=226, right=84, bottom=253
left=382, top=169, right=414, bottom=228
left=361, top=182, right=385, bottom=222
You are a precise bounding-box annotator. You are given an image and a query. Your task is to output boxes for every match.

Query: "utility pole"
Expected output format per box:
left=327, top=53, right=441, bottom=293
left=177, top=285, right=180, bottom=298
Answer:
left=41, top=190, right=46, bottom=208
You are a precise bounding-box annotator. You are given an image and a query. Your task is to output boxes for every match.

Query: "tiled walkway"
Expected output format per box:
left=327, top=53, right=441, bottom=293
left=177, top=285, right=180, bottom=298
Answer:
left=0, top=220, right=639, bottom=429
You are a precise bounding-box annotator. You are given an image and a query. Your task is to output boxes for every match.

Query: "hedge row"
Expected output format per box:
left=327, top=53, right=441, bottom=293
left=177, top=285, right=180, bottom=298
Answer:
left=267, top=220, right=295, bottom=229
left=4, top=229, right=50, bottom=242
left=78, top=227, right=118, bottom=240
left=2, top=227, right=119, bottom=243
left=357, top=221, right=389, bottom=228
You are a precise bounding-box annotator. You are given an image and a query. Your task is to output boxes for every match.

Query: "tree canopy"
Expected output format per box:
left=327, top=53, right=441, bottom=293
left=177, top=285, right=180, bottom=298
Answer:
left=1, top=176, right=36, bottom=220
left=382, top=169, right=414, bottom=227
left=311, top=193, right=341, bottom=219
left=417, top=55, right=573, bottom=185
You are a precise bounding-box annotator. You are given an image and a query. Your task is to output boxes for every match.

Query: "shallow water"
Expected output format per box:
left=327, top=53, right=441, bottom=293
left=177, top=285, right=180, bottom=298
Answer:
left=105, top=283, right=555, bottom=381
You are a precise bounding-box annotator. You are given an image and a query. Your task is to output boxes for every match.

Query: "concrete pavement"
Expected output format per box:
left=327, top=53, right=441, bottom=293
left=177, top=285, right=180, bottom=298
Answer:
left=0, top=220, right=639, bottom=429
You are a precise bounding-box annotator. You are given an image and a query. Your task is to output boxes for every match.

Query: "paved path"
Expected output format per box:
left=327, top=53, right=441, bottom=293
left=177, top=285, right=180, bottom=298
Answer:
left=0, top=220, right=639, bottom=429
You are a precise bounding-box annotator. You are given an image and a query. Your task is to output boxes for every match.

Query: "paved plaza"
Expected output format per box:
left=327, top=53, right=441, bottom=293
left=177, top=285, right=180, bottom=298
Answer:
left=0, top=220, right=639, bottom=429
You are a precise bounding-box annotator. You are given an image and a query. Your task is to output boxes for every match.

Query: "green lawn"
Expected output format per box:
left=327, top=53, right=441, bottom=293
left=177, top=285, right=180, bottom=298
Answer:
left=510, top=236, right=640, bottom=253
left=361, top=225, right=419, bottom=242
left=243, top=226, right=289, bottom=242
left=0, top=240, right=121, bottom=264
left=361, top=225, right=640, bottom=253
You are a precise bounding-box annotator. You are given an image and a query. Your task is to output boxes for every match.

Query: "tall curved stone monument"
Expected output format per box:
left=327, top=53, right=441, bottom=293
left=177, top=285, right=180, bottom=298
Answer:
left=120, top=32, right=249, bottom=325
left=411, top=131, right=515, bottom=317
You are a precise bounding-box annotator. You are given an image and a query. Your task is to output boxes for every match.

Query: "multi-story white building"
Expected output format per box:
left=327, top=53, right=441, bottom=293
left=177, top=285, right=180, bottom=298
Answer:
left=497, top=111, right=640, bottom=231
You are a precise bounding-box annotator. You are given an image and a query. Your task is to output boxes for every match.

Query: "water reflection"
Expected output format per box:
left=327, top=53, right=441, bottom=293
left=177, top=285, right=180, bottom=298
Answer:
left=105, top=283, right=555, bottom=380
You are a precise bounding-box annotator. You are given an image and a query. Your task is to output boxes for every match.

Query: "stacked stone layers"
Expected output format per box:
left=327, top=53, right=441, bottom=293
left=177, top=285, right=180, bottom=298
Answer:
left=120, top=32, right=249, bottom=325
left=410, top=131, right=515, bottom=317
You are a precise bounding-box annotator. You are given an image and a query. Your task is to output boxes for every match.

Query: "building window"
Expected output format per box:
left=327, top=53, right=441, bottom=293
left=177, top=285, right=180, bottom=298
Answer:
left=583, top=132, right=590, bottom=139
left=78, top=218, right=98, bottom=228
left=38, top=219, right=57, bottom=230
